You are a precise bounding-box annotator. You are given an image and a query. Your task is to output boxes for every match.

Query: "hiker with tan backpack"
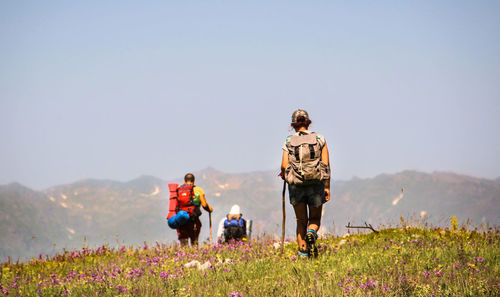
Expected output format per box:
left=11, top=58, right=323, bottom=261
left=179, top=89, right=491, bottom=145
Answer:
left=281, top=110, right=331, bottom=258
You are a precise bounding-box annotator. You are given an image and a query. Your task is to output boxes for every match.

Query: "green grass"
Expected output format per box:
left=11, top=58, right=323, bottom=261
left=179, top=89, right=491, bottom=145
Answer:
left=1, top=224, right=499, bottom=296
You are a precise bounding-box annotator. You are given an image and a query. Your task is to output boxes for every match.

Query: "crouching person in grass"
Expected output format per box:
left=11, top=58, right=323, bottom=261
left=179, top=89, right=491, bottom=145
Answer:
left=281, top=109, right=331, bottom=258
left=223, top=204, right=247, bottom=243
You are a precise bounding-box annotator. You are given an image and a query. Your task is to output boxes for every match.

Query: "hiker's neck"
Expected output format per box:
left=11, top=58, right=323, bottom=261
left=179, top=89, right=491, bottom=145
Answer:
left=295, top=127, right=308, bottom=133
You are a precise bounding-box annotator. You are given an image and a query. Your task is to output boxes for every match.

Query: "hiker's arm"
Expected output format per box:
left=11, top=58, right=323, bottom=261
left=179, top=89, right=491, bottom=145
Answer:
left=200, top=192, right=213, bottom=212
left=321, top=144, right=331, bottom=202
left=281, top=149, right=288, bottom=178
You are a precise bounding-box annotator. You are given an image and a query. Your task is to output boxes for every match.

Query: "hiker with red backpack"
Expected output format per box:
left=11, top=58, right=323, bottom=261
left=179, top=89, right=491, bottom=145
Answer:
left=167, top=173, right=213, bottom=247
left=281, top=110, right=331, bottom=258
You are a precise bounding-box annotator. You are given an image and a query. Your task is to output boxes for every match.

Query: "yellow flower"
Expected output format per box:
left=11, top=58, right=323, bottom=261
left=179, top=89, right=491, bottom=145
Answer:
left=450, top=216, right=458, bottom=232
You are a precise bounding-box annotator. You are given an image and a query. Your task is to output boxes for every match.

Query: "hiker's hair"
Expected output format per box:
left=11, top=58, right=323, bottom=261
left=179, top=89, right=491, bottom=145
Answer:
left=291, top=116, right=311, bottom=129
left=184, top=173, right=195, bottom=183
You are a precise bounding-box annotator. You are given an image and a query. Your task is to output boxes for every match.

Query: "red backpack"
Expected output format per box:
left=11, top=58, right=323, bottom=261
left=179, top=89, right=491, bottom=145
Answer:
left=176, top=184, right=201, bottom=217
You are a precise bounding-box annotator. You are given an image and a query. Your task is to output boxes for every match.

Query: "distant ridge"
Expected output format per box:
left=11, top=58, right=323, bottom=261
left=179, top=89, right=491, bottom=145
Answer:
left=1, top=169, right=499, bottom=261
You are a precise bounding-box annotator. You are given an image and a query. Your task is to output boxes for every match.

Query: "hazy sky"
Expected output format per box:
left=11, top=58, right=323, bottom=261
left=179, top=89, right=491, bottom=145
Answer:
left=1, top=1, right=499, bottom=189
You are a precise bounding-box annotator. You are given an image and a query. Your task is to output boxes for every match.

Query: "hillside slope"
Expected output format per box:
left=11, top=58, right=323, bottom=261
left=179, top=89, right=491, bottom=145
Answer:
left=1, top=169, right=499, bottom=261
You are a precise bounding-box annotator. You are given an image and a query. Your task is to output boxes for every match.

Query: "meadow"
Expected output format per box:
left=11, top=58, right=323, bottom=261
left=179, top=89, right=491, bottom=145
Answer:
left=1, top=218, right=499, bottom=296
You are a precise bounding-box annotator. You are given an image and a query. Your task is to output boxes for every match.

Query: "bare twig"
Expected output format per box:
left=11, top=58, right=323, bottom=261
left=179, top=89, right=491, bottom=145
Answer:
left=345, top=222, right=379, bottom=233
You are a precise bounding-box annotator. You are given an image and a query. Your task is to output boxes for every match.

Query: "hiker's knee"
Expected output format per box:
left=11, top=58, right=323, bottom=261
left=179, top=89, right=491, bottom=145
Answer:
left=180, top=238, right=189, bottom=247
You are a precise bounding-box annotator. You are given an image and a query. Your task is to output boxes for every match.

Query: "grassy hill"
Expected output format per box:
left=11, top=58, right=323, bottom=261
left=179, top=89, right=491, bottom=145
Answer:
left=1, top=169, right=499, bottom=261
left=1, top=223, right=499, bottom=296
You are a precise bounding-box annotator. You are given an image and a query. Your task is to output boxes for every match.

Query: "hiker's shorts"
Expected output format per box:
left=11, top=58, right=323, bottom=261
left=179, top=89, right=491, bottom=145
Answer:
left=288, top=182, right=325, bottom=208
left=177, top=217, right=202, bottom=242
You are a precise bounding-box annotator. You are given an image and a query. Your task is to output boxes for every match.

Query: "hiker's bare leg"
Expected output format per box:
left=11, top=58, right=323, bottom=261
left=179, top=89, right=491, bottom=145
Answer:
left=179, top=238, right=189, bottom=247
left=293, top=203, right=308, bottom=251
left=307, top=204, right=322, bottom=232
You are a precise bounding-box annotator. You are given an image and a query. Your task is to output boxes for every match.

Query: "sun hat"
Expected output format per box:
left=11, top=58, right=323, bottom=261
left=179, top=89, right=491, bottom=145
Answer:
left=291, top=109, right=310, bottom=123
left=229, top=204, right=241, bottom=215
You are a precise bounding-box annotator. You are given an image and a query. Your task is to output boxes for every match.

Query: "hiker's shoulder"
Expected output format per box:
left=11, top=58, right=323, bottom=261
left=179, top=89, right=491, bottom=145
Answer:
left=193, top=186, right=204, bottom=194
left=309, top=131, right=326, bottom=146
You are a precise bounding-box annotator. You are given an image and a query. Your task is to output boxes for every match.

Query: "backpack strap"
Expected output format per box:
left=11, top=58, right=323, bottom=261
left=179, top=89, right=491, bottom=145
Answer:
left=175, top=186, right=181, bottom=213
left=294, top=146, right=300, bottom=161
left=308, top=144, right=315, bottom=159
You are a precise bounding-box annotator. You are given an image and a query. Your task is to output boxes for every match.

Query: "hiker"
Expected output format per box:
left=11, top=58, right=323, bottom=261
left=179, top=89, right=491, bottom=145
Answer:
left=281, top=109, right=331, bottom=257
left=175, top=173, right=213, bottom=247
left=222, top=204, right=247, bottom=242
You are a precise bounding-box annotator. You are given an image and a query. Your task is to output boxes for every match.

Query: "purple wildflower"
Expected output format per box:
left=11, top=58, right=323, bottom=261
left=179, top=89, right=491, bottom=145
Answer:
left=160, top=271, right=169, bottom=281
left=229, top=291, right=243, bottom=297
left=359, top=279, right=377, bottom=290
left=116, top=285, right=128, bottom=293
left=0, top=284, right=8, bottom=295
left=344, top=286, right=354, bottom=295
left=383, top=285, right=391, bottom=292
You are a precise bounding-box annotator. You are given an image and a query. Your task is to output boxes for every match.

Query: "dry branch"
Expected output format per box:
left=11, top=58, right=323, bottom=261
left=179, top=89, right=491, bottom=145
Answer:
left=345, top=222, right=379, bottom=233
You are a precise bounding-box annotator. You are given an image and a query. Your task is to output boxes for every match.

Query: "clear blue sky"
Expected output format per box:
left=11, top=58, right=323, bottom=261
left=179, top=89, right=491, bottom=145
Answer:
left=1, top=1, right=499, bottom=189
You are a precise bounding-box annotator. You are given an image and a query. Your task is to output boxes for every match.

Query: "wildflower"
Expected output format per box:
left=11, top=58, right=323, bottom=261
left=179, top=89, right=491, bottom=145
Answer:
left=116, top=285, right=128, bottom=293
left=160, top=271, right=169, bottom=281
left=228, top=291, right=243, bottom=297
left=0, top=284, right=9, bottom=295
left=450, top=216, right=458, bottom=232
left=424, top=270, right=430, bottom=279
left=359, top=279, right=377, bottom=290
left=382, top=285, right=391, bottom=292
left=344, top=286, right=354, bottom=295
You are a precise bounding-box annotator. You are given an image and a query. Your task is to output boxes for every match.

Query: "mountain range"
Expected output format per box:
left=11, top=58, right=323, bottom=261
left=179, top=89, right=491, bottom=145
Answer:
left=1, top=168, right=499, bottom=261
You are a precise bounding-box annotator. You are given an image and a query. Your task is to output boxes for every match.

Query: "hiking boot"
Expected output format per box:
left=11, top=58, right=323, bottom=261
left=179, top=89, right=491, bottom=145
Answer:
left=305, top=229, right=318, bottom=258
left=305, top=229, right=317, bottom=245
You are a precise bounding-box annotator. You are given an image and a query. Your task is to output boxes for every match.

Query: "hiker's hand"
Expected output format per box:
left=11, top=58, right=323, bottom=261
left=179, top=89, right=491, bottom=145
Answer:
left=324, top=188, right=330, bottom=202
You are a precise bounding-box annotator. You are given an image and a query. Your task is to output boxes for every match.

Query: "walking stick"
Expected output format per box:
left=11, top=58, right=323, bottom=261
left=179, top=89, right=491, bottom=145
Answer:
left=209, top=212, right=213, bottom=245
left=281, top=180, right=286, bottom=254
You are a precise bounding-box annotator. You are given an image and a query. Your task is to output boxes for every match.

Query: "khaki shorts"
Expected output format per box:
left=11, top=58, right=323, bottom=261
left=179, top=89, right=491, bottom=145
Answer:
left=288, top=182, right=325, bottom=207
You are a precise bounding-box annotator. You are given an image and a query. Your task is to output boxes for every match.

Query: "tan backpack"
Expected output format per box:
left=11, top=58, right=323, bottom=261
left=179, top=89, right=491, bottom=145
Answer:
left=284, top=132, right=330, bottom=185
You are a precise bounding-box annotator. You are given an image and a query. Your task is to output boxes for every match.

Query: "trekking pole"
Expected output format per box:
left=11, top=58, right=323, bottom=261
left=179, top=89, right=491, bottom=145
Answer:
left=209, top=212, right=213, bottom=245
left=281, top=180, right=286, bottom=255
